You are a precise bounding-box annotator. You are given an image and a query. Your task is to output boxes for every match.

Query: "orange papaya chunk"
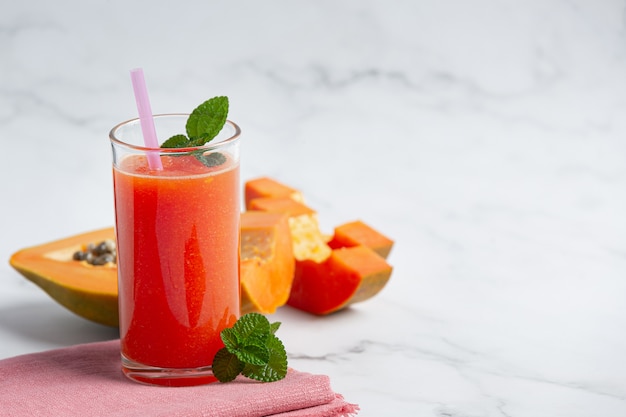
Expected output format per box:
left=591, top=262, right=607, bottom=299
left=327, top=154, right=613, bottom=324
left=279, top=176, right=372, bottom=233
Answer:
left=248, top=197, right=332, bottom=263
left=287, top=245, right=392, bottom=315
left=248, top=196, right=314, bottom=217
left=240, top=211, right=295, bottom=314
left=328, top=220, right=394, bottom=259
left=245, top=177, right=304, bottom=209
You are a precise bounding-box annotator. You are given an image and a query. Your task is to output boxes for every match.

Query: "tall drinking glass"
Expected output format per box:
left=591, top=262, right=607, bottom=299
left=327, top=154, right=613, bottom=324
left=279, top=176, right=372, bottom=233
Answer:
left=109, top=114, right=241, bottom=386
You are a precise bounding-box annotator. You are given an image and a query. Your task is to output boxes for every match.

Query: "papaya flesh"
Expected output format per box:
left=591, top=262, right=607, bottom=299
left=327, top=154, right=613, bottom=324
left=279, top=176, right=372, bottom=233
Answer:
left=240, top=211, right=295, bottom=314
left=245, top=176, right=304, bottom=209
left=248, top=196, right=331, bottom=263
left=328, top=220, right=394, bottom=259
left=9, top=228, right=119, bottom=327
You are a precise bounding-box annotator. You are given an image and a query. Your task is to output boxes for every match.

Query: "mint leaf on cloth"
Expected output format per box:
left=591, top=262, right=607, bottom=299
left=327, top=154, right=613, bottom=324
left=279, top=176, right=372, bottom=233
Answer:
left=211, top=348, right=244, bottom=383
left=213, top=313, right=288, bottom=383
left=241, top=333, right=288, bottom=382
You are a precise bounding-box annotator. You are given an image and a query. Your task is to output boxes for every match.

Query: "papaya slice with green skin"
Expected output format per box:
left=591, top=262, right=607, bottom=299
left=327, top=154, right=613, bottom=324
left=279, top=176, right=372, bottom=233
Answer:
left=9, top=228, right=119, bottom=327
left=328, top=220, right=394, bottom=259
left=240, top=211, right=295, bottom=314
left=287, top=245, right=393, bottom=315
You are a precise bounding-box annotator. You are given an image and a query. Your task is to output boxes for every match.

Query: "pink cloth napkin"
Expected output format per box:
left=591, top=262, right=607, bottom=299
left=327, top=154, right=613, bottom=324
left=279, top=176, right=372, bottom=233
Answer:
left=0, top=340, right=359, bottom=417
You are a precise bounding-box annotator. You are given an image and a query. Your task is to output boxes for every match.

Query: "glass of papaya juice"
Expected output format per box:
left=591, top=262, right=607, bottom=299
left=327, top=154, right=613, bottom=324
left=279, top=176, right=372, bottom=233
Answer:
left=109, top=114, right=241, bottom=386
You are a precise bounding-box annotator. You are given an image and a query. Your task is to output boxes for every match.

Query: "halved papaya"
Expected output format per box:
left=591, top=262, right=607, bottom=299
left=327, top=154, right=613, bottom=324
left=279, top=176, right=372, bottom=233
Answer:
left=9, top=228, right=118, bottom=327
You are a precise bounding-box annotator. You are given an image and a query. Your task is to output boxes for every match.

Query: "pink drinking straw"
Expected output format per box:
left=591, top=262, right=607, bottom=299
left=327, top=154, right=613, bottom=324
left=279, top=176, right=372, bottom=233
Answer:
left=130, top=68, right=163, bottom=170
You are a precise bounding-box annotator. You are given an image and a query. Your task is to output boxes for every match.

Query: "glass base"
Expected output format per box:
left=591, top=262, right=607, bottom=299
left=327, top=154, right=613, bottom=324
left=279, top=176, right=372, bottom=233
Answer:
left=121, top=354, right=218, bottom=387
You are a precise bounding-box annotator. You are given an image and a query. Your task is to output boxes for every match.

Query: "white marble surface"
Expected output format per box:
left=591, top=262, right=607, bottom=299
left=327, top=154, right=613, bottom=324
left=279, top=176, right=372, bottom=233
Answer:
left=1, top=0, right=626, bottom=415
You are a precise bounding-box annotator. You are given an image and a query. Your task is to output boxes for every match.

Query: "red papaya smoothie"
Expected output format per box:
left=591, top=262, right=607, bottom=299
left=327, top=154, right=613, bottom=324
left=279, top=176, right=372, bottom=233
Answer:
left=113, top=151, right=240, bottom=386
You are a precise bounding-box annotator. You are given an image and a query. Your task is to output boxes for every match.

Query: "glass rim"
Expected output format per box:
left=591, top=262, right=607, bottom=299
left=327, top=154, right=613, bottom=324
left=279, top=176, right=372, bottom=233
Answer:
left=109, top=113, right=241, bottom=153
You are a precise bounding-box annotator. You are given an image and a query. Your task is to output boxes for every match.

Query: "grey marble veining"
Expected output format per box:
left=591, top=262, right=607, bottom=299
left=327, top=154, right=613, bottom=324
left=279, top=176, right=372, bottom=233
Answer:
left=1, top=0, right=625, bottom=415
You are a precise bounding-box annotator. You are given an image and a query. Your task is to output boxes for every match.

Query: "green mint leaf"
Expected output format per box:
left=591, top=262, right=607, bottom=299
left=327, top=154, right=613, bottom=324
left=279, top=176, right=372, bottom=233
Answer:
left=195, top=152, right=226, bottom=167
left=235, top=343, right=270, bottom=366
left=212, top=347, right=244, bottom=382
left=213, top=313, right=288, bottom=383
left=160, top=134, right=190, bottom=148
left=222, top=324, right=269, bottom=365
left=241, top=333, right=288, bottom=382
left=270, top=322, right=281, bottom=334
left=220, top=326, right=241, bottom=352
left=158, top=96, right=229, bottom=168
left=232, top=312, right=271, bottom=345
left=186, top=96, right=228, bottom=143
left=188, top=136, right=207, bottom=147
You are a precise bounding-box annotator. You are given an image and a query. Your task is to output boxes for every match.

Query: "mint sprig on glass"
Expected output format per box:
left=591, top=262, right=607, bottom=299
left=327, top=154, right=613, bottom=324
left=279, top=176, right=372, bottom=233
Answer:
left=212, top=313, right=288, bottom=383
left=160, top=96, right=229, bottom=167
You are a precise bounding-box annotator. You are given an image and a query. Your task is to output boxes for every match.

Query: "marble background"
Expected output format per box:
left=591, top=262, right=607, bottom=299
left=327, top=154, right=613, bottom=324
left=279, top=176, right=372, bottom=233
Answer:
left=1, top=0, right=626, bottom=415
